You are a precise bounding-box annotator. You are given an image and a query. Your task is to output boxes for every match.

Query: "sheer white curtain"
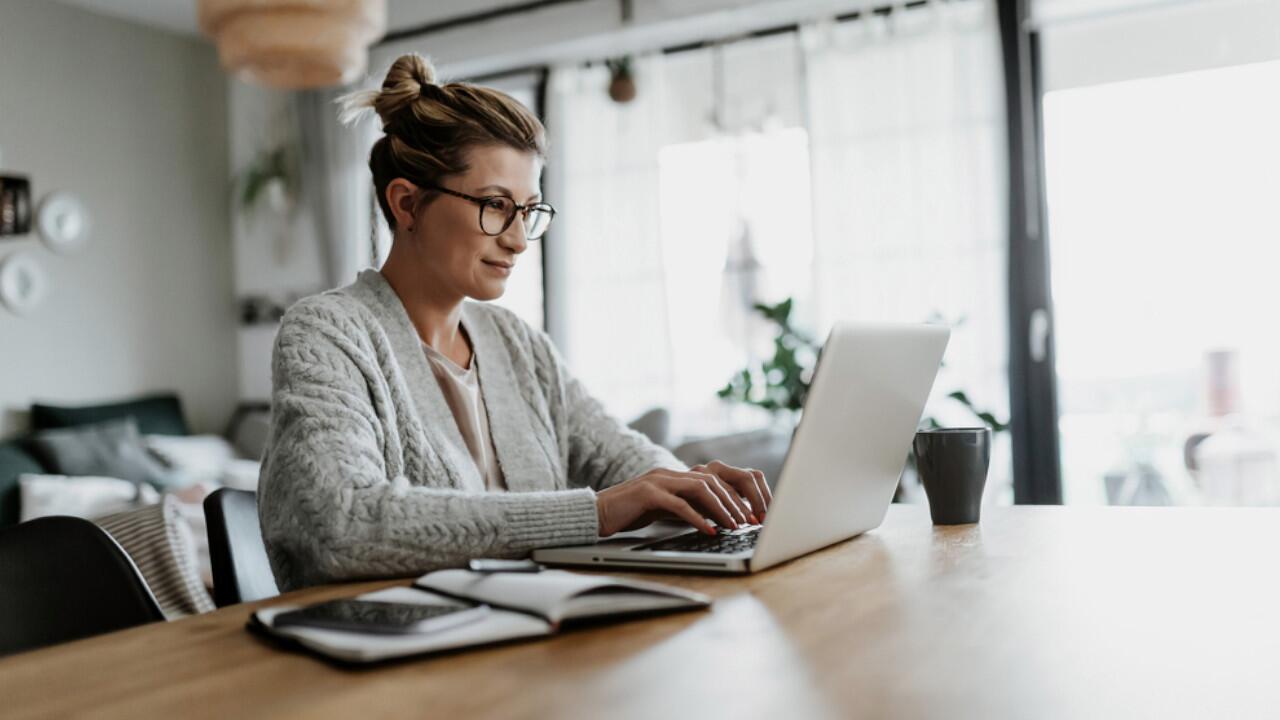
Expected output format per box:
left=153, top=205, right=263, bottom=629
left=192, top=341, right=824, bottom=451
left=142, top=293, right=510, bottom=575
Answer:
left=545, top=56, right=677, bottom=421
left=546, top=1, right=1010, bottom=488
left=471, top=72, right=547, bottom=330
left=801, top=0, right=1010, bottom=495
left=655, top=38, right=814, bottom=437
left=546, top=41, right=808, bottom=429
left=296, top=87, right=378, bottom=289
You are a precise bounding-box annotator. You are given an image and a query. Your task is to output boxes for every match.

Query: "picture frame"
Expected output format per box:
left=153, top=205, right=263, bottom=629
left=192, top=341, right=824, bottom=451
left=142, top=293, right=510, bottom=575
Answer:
left=0, top=174, right=32, bottom=237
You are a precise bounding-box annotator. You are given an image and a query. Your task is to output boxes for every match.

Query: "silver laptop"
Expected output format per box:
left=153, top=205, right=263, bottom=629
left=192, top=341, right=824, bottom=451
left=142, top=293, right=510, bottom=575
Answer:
left=533, top=322, right=950, bottom=574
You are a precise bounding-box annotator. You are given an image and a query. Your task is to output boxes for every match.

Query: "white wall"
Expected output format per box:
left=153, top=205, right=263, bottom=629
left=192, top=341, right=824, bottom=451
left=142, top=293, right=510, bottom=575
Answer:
left=0, top=1, right=236, bottom=437
left=1039, top=0, right=1280, bottom=91
left=227, top=81, right=328, bottom=401
left=375, top=0, right=886, bottom=80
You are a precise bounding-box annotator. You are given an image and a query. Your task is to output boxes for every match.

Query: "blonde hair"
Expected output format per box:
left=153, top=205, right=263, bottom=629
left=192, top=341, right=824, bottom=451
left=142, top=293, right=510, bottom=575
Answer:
left=341, top=53, right=547, bottom=230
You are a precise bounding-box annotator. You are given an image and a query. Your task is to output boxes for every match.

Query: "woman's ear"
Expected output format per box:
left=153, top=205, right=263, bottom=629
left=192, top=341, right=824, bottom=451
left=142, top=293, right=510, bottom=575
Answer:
left=385, top=178, right=421, bottom=231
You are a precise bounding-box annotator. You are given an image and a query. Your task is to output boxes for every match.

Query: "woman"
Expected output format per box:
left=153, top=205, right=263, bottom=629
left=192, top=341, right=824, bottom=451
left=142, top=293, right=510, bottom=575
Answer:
left=259, top=54, right=771, bottom=591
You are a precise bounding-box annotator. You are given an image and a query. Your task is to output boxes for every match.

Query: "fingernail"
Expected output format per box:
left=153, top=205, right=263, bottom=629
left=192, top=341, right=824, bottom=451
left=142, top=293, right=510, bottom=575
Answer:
left=749, top=513, right=758, bottom=524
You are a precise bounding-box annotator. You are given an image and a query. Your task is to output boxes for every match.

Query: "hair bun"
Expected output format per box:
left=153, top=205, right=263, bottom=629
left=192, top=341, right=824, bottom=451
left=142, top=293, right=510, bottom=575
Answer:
left=389, top=52, right=436, bottom=93
left=338, top=54, right=438, bottom=127
left=338, top=53, right=440, bottom=127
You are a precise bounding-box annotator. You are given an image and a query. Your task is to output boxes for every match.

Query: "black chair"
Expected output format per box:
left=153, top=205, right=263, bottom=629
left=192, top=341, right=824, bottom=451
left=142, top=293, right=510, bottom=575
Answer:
left=0, top=516, right=164, bottom=655
left=203, top=489, right=279, bottom=607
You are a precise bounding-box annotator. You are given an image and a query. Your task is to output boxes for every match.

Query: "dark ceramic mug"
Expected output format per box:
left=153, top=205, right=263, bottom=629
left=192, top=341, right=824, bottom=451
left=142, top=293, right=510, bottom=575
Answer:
left=913, top=428, right=991, bottom=525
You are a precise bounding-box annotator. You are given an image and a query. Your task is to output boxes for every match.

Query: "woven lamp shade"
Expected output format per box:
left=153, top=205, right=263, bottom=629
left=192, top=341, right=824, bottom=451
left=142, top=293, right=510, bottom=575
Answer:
left=198, top=0, right=387, bottom=89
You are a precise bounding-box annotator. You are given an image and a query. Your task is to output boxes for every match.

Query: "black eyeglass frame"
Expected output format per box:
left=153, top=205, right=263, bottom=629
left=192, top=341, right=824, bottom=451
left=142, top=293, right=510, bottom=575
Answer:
left=426, top=184, right=557, bottom=239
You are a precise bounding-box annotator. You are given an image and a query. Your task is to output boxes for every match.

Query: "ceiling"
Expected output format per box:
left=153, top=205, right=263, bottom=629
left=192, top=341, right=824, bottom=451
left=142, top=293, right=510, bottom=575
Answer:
left=51, top=0, right=526, bottom=38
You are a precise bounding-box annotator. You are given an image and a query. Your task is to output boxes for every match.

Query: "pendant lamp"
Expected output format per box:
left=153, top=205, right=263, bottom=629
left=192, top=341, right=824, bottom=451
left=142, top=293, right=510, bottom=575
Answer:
left=198, top=0, right=387, bottom=89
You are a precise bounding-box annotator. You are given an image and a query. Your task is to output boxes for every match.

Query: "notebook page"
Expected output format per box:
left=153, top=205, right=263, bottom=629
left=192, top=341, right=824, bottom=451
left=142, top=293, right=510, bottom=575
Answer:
left=253, top=586, right=550, bottom=663
left=415, top=569, right=710, bottom=625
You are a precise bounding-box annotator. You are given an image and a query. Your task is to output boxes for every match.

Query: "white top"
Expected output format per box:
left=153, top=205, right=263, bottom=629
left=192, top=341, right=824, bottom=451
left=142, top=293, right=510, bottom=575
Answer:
left=422, top=342, right=507, bottom=493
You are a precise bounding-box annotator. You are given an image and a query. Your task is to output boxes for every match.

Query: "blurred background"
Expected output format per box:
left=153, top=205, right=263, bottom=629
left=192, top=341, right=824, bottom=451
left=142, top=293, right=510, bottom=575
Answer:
left=2, top=0, right=1279, bottom=517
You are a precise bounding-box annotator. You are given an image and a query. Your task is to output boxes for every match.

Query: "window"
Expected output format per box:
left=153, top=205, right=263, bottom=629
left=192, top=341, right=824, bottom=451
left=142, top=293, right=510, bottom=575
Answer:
left=658, top=128, right=815, bottom=435
left=474, top=75, right=547, bottom=330
left=1043, top=60, right=1280, bottom=505
left=547, top=4, right=1010, bottom=488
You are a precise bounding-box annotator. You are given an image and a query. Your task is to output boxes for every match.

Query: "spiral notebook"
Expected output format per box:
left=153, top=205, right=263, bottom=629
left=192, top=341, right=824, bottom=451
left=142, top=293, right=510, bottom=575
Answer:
left=250, top=569, right=711, bottom=664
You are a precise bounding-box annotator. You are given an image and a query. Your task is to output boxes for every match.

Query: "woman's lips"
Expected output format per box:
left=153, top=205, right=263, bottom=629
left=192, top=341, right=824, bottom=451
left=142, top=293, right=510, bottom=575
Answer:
left=483, top=259, right=513, bottom=276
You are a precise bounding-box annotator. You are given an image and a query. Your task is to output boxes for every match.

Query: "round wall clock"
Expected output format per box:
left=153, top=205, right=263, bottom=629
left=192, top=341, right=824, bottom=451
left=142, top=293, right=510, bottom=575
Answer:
left=0, top=252, right=48, bottom=315
left=36, top=192, right=90, bottom=255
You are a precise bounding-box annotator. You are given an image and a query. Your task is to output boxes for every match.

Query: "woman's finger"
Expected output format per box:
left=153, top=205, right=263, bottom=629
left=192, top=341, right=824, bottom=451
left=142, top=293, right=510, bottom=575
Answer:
left=752, top=468, right=773, bottom=506
left=706, top=461, right=770, bottom=520
left=662, top=473, right=738, bottom=530
left=710, top=474, right=752, bottom=525
left=738, top=466, right=771, bottom=515
left=664, top=469, right=744, bottom=525
left=692, top=467, right=752, bottom=524
left=653, top=489, right=717, bottom=535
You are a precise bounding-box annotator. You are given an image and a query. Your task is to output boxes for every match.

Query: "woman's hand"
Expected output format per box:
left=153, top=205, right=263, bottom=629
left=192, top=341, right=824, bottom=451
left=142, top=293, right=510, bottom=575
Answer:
left=595, top=462, right=772, bottom=537
left=690, top=460, right=772, bottom=523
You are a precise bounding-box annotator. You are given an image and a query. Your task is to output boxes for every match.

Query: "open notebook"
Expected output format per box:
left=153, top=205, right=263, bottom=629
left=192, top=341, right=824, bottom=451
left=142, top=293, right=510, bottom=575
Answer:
left=250, top=569, right=711, bottom=663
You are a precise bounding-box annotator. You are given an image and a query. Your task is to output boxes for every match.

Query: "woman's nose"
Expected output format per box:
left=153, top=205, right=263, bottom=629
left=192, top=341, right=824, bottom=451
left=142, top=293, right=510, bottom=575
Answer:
left=499, top=221, right=529, bottom=254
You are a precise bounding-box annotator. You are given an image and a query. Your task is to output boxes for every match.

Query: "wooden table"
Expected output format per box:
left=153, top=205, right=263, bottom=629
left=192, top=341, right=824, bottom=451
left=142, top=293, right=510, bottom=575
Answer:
left=5, top=505, right=1280, bottom=719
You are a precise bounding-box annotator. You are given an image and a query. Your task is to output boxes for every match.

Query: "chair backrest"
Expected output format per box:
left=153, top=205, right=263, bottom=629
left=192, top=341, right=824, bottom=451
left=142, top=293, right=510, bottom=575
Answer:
left=203, top=489, right=279, bottom=607
left=0, top=515, right=164, bottom=655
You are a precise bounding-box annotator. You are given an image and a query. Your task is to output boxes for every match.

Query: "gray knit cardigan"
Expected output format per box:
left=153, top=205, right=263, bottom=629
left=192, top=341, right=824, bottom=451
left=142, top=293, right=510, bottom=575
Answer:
left=258, top=269, right=681, bottom=590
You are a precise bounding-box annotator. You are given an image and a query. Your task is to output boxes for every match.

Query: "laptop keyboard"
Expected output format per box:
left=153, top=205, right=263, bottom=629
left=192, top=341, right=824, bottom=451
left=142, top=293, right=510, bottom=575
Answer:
left=634, top=525, right=763, bottom=554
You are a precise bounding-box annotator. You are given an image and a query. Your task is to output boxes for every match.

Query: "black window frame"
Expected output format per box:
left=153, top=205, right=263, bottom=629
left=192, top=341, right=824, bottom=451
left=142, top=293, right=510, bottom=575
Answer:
left=998, top=0, right=1063, bottom=504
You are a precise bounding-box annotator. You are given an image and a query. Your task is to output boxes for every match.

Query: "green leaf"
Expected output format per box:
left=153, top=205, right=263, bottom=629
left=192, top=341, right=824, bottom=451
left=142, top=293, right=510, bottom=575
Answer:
left=977, top=412, right=1009, bottom=433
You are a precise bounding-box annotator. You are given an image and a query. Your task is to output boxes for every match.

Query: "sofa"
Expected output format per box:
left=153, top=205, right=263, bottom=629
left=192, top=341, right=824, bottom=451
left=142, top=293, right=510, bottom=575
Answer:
left=0, top=394, right=193, bottom=528
left=0, top=393, right=265, bottom=618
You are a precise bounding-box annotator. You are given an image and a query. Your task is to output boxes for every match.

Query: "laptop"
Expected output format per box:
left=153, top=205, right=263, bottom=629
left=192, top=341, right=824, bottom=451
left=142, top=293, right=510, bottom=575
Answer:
left=533, top=322, right=950, bottom=574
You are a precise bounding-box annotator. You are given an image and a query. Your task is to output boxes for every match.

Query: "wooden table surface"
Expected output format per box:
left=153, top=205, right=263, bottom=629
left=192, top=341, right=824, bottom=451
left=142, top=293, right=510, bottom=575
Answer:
left=5, top=505, right=1280, bottom=719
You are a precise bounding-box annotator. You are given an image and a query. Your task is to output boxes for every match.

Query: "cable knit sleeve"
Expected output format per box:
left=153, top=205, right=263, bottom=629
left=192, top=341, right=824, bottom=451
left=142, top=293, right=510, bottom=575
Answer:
left=258, top=299, right=599, bottom=591
left=522, top=320, right=686, bottom=492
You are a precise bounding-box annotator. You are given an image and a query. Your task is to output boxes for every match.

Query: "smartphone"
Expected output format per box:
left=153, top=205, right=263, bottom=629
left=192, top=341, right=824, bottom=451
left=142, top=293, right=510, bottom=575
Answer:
left=273, top=599, right=489, bottom=635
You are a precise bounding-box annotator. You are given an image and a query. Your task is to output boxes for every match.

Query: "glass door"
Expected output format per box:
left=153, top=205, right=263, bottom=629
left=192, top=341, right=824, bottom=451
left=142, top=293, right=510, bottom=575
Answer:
left=1041, top=58, right=1280, bottom=505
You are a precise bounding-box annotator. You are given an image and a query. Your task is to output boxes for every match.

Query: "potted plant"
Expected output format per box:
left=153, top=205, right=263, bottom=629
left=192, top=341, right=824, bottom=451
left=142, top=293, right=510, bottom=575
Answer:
left=238, top=144, right=297, bottom=216
left=718, top=298, right=1009, bottom=482
left=605, top=56, right=637, bottom=104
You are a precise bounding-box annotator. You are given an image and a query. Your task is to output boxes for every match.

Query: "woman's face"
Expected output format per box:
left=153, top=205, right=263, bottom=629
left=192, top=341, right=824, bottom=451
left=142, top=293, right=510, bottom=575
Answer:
left=394, top=145, right=542, bottom=302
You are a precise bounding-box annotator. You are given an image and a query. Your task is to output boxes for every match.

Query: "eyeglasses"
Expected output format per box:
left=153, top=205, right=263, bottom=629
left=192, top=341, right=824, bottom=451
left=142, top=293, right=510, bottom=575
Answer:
left=427, top=185, right=556, bottom=240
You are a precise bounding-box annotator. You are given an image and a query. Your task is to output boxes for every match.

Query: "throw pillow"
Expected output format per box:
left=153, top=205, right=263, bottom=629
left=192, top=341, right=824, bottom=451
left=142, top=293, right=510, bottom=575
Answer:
left=219, top=459, right=263, bottom=492
left=18, top=474, right=161, bottom=523
left=95, top=495, right=215, bottom=619
left=28, top=417, right=178, bottom=489
left=144, top=434, right=263, bottom=492
left=143, top=434, right=238, bottom=486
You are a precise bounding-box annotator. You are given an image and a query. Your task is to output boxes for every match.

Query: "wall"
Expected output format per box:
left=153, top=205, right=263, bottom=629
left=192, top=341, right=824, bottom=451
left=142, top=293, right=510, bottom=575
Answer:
left=375, top=0, right=887, bottom=80
left=228, top=81, right=328, bottom=401
left=0, top=1, right=236, bottom=437
left=1039, top=0, right=1280, bottom=91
